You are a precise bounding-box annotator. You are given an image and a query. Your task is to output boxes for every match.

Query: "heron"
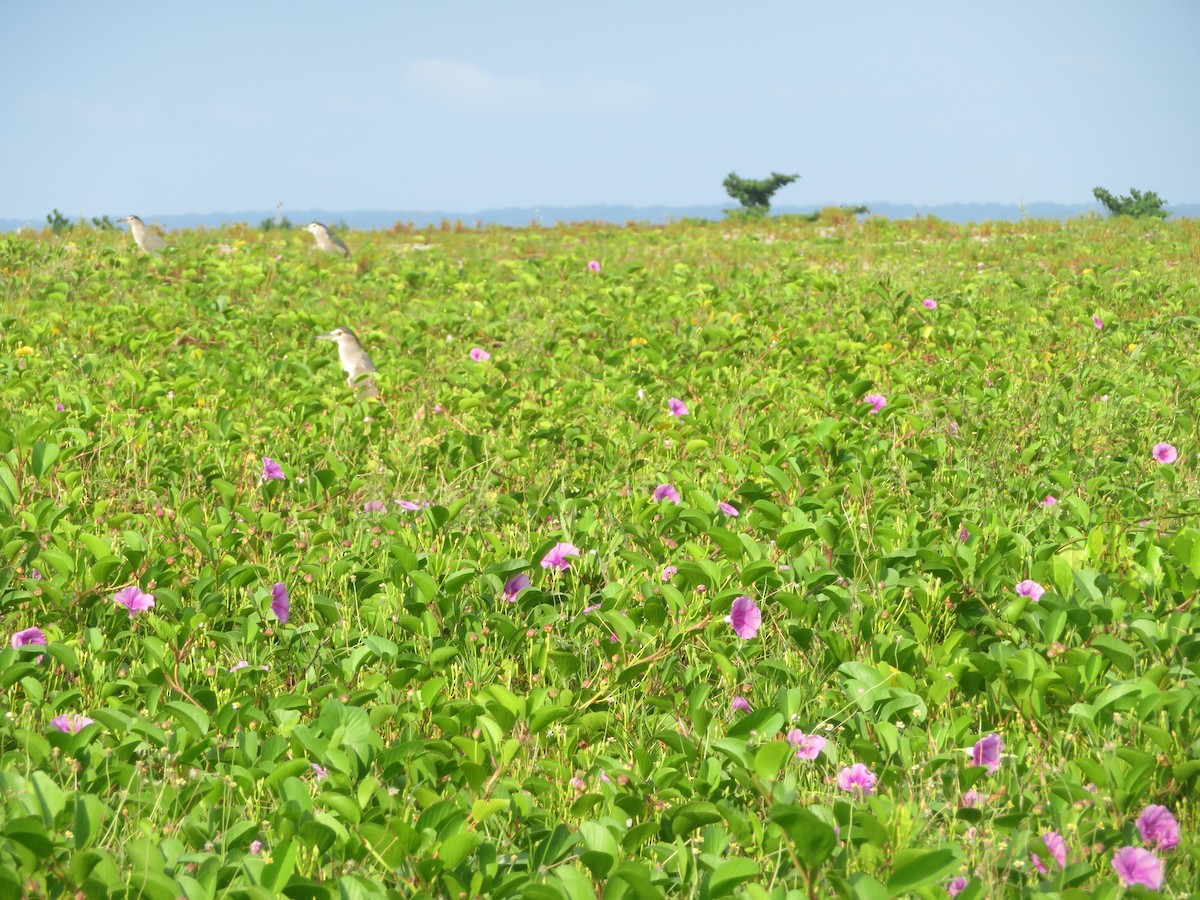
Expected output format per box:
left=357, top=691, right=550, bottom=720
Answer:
left=117, top=215, right=167, bottom=254
left=317, top=327, right=378, bottom=399
left=303, top=222, right=351, bottom=257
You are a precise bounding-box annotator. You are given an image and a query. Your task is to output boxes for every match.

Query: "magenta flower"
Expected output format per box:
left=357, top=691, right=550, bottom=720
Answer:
left=862, top=393, right=887, bottom=414
left=662, top=565, right=677, bottom=582
left=959, top=525, right=970, bottom=543
left=1041, top=494, right=1058, bottom=507
left=1093, top=314, right=1104, bottom=330
left=271, top=582, right=290, bottom=624
left=363, top=500, right=387, bottom=513
left=653, top=483, right=680, bottom=503
left=1153, top=442, right=1178, bottom=464
left=503, top=573, right=530, bottom=602
left=311, top=763, right=329, bottom=781
left=541, top=542, right=580, bottom=572
left=250, top=840, right=263, bottom=855
left=261, top=457, right=286, bottom=482
left=725, top=595, right=761, bottom=639
left=397, top=499, right=421, bottom=511
left=230, top=660, right=250, bottom=673
left=786, top=729, right=827, bottom=760
left=469, top=347, right=490, bottom=362
left=51, top=713, right=94, bottom=734
left=587, top=260, right=601, bottom=272
left=113, top=585, right=155, bottom=618
left=947, top=876, right=968, bottom=898
left=1112, top=846, right=1163, bottom=890
left=961, top=789, right=984, bottom=808
left=1031, top=831, right=1066, bottom=874
left=56, top=401, right=66, bottom=411
left=718, top=501, right=739, bottom=517
left=1015, top=580, right=1045, bottom=603
left=837, top=763, right=877, bottom=797
left=971, top=733, right=1004, bottom=773
left=11, top=627, right=47, bottom=649
left=923, top=298, right=938, bottom=309
left=1136, top=805, right=1180, bottom=851
left=731, top=696, right=751, bottom=712
left=668, top=397, right=689, bottom=417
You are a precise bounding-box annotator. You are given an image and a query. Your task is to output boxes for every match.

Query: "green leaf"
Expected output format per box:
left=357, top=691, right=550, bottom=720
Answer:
left=706, top=857, right=760, bottom=897
left=30, top=441, right=61, bottom=479
left=886, top=847, right=962, bottom=892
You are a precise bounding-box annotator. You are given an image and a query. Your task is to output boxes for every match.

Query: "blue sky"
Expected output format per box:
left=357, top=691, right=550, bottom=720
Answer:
left=3, top=1, right=1197, bottom=220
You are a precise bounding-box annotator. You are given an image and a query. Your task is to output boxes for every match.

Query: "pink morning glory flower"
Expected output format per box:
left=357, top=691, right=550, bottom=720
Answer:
left=541, top=542, right=580, bottom=572
left=271, top=582, right=290, bottom=624
left=662, top=565, right=677, bottom=582
left=862, top=393, right=887, bottom=414
left=1015, top=580, right=1045, bottom=603
left=1153, top=442, right=1178, bottom=464
left=261, top=457, right=286, bottom=482
left=971, top=733, right=1004, bottom=773
left=587, top=260, right=601, bottom=272
left=726, top=595, right=761, bottom=639
left=1136, top=805, right=1179, bottom=851
left=837, top=763, right=877, bottom=797
left=668, top=397, right=688, bottom=417
left=731, top=696, right=751, bottom=712
left=786, top=729, right=827, bottom=760
left=1093, top=314, right=1104, bottom=329
left=397, top=499, right=421, bottom=511
left=1112, top=846, right=1163, bottom=890
left=503, top=573, right=530, bottom=602
left=1031, top=831, right=1066, bottom=874
left=51, top=713, right=94, bottom=734
left=947, top=876, right=968, bottom=898
left=113, top=585, right=155, bottom=618
left=923, top=298, right=938, bottom=309
left=230, top=660, right=250, bottom=673
left=469, top=347, right=490, bottom=362
left=718, top=501, right=739, bottom=517
left=653, top=483, right=680, bottom=503
left=11, top=627, right=47, bottom=649
left=961, top=789, right=984, bottom=808
left=311, top=763, right=329, bottom=781
left=1041, top=494, right=1058, bottom=507
left=363, top=500, right=387, bottom=513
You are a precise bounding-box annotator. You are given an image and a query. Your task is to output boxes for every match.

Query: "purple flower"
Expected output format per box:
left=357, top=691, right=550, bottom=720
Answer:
left=469, top=347, right=490, bottom=362
left=786, top=729, right=827, bottom=761
left=947, top=876, right=968, bottom=898
left=311, top=763, right=328, bottom=781
left=1112, top=846, right=1163, bottom=890
left=113, top=585, right=155, bottom=618
left=662, top=565, right=677, bottom=582
left=582, top=602, right=602, bottom=615
left=837, top=763, right=877, bottom=797
left=971, top=733, right=1004, bottom=773
left=1136, top=805, right=1180, bottom=851
left=51, top=713, right=94, bottom=734
left=725, top=595, right=761, bottom=639
left=961, top=789, right=984, bottom=808
left=11, top=627, right=47, bottom=649
left=250, top=840, right=262, bottom=855
left=1153, top=442, right=1178, bottom=464
left=271, top=582, right=290, bottom=624
left=363, top=500, right=387, bottom=513
left=541, top=542, right=580, bottom=572
left=668, top=397, right=689, bottom=418
left=862, top=393, right=887, bottom=414
left=1041, top=494, right=1058, bottom=507
left=503, top=573, right=530, bottom=602
left=718, top=501, right=739, bottom=517
left=230, top=660, right=250, bottom=672
left=923, top=298, right=938, bottom=309
left=587, top=260, right=601, bottom=272
left=397, top=499, right=421, bottom=511
left=1031, top=831, right=1066, bottom=874
left=1093, top=314, right=1104, bottom=330
left=56, top=401, right=65, bottom=411
left=653, top=483, right=680, bottom=503
left=731, top=696, right=751, bottom=712
left=959, top=525, right=970, bottom=543
left=29, top=567, right=42, bottom=580
left=1015, top=580, right=1045, bottom=603
left=261, top=457, right=286, bottom=482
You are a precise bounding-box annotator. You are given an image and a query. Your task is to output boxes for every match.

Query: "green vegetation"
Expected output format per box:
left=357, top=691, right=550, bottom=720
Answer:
left=1092, top=187, right=1170, bottom=219
left=1, top=214, right=1198, bottom=897
left=723, top=172, right=800, bottom=215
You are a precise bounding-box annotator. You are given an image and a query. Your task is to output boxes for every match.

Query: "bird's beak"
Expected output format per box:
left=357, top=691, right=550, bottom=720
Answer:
left=316, top=333, right=335, bottom=341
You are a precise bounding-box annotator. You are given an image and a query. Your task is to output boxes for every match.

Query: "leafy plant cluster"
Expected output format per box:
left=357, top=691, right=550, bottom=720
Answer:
left=0, top=215, right=1198, bottom=898
left=1092, top=187, right=1169, bottom=219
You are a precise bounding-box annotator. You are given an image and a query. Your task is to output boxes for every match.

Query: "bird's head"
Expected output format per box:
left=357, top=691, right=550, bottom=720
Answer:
left=304, top=222, right=326, bottom=235
left=317, top=327, right=359, bottom=345
left=118, top=215, right=143, bottom=225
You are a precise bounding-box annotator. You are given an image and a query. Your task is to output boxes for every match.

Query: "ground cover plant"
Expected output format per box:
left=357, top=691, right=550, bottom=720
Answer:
left=1, top=212, right=1199, bottom=898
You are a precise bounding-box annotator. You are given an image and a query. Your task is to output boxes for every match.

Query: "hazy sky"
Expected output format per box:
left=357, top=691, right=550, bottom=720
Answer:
left=3, top=2, right=1197, bottom=220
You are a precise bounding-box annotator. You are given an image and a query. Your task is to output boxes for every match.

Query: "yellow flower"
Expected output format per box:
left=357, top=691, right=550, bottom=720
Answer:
left=15, top=346, right=34, bottom=357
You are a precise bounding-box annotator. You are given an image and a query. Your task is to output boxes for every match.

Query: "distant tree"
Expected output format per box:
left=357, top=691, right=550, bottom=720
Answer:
left=46, top=208, right=72, bottom=234
left=90, top=215, right=116, bottom=231
left=1092, top=186, right=1169, bottom=219
left=723, top=172, right=800, bottom=215
left=261, top=216, right=294, bottom=231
